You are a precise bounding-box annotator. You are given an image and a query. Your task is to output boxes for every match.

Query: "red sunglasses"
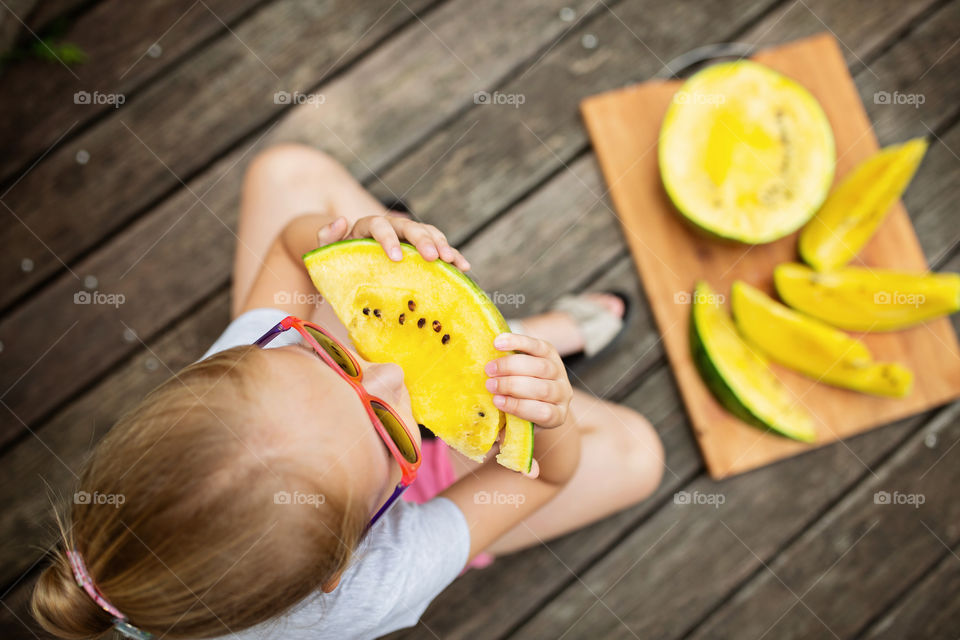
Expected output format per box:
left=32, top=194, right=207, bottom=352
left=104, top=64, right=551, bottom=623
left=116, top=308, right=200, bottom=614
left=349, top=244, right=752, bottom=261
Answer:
left=254, top=316, right=421, bottom=529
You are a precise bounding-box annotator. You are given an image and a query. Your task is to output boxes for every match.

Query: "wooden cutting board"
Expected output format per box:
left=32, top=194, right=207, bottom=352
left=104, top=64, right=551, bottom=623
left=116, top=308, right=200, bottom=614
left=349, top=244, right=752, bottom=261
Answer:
left=581, top=33, right=960, bottom=479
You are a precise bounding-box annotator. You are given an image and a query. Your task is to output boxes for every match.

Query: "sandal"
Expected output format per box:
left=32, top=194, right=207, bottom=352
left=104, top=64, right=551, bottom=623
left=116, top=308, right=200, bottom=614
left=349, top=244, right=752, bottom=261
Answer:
left=508, top=290, right=632, bottom=366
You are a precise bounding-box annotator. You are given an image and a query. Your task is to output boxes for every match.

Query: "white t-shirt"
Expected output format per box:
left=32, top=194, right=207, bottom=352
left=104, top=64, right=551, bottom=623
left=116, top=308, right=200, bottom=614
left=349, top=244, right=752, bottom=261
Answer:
left=201, top=308, right=470, bottom=640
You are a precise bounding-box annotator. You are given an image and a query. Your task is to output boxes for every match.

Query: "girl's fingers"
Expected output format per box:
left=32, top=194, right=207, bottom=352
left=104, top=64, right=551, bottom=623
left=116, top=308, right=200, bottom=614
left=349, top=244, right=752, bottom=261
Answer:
left=485, top=353, right=560, bottom=380
left=486, top=375, right=565, bottom=403
left=492, top=333, right=556, bottom=360
left=317, top=216, right=349, bottom=246
left=492, top=394, right=565, bottom=427
left=422, top=225, right=461, bottom=265
left=398, top=221, right=441, bottom=261
left=366, top=217, right=403, bottom=261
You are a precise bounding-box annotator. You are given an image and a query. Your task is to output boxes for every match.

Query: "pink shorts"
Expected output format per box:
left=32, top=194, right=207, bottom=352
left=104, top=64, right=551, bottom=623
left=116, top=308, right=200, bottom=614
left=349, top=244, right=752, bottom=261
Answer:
left=402, top=438, right=494, bottom=570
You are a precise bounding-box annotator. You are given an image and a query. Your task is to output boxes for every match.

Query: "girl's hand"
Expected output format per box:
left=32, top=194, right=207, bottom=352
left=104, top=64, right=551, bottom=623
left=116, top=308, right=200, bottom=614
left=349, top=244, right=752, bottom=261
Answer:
left=485, top=333, right=572, bottom=430
left=317, top=215, right=471, bottom=271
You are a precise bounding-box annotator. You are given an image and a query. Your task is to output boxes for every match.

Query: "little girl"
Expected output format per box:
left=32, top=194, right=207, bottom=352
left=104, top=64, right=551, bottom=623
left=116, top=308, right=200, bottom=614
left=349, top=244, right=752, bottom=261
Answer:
left=31, top=144, right=664, bottom=639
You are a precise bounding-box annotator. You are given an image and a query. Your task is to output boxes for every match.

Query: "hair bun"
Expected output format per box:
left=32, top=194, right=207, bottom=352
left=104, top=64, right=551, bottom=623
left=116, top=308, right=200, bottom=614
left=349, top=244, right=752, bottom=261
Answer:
left=31, top=549, right=113, bottom=639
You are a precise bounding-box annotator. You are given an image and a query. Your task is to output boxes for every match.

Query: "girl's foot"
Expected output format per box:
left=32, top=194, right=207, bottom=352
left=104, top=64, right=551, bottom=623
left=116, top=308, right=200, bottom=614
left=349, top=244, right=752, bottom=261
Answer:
left=511, top=293, right=626, bottom=358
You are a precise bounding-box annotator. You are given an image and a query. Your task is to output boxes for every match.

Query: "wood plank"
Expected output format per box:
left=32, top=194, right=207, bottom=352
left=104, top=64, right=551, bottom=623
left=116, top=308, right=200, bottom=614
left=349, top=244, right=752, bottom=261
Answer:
left=0, top=0, right=434, bottom=310
left=0, top=0, right=595, bottom=446
left=0, top=0, right=266, bottom=184
left=581, top=24, right=960, bottom=478
left=23, top=0, right=96, bottom=33
left=861, top=541, right=960, bottom=639
left=684, top=399, right=960, bottom=639
left=370, top=0, right=786, bottom=244
left=369, top=0, right=939, bottom=246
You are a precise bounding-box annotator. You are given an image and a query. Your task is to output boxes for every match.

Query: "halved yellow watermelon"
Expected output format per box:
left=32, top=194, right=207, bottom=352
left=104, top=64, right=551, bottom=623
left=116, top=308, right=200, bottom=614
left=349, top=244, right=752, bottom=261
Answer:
left=799, top=138, right=928, bottom=271
left=731, top=281, right=913, bottom=397
left=774, top=263, right=960, bottom=332
left=303, top=239, right=533, bottom=472
left=690, top=281, right=816, bottom=442
left=659, top=60, right=835, bottom=244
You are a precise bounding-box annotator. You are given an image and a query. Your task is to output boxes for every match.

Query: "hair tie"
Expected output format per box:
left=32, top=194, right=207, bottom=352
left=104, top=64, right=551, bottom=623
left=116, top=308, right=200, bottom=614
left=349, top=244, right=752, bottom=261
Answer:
left=66, top=549, right=153, bottom=640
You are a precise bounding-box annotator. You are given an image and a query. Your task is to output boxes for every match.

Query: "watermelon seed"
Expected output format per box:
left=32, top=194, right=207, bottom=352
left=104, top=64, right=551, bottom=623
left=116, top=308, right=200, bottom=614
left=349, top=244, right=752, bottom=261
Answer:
left=362, top=307, right=370, bottom=315
left=432, top=320, right=442, bottom=332
left=479, top=411, right=485, bottom=417
left=408, top=300, right=416, bottom=311
left=442, top=334, right=450, bottom=344
left=399, top=313, right=405, bottom=324
left=417, top=318, right=426, bottom=328
left=373, top=309, right=382, bottom=318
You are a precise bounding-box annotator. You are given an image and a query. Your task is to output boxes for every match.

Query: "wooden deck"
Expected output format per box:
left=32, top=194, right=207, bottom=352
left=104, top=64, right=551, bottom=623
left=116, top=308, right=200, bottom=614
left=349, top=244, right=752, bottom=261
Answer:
left=1, top=1, right=958, bottom=638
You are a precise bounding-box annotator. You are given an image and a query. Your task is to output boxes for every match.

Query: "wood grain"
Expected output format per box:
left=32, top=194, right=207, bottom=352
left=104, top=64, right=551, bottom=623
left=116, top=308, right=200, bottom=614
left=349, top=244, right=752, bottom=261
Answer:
left=581, top=33, right=960, bottom=478
left=0, top=0, right=432, bottom=310
left=0, top=0, right=264, bottom=183
left=0, top=0, right=590, bottom=446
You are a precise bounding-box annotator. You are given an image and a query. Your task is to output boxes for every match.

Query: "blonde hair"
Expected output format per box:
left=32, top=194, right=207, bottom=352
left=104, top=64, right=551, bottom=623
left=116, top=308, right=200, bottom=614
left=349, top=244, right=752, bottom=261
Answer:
left=31, top=345, right=369, bottom=638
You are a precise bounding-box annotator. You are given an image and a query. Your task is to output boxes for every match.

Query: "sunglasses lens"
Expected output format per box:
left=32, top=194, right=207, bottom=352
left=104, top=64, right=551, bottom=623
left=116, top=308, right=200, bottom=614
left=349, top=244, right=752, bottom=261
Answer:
left=371, top=402, right=418, bottom=464
left=304, top=327, right=359, bottom=377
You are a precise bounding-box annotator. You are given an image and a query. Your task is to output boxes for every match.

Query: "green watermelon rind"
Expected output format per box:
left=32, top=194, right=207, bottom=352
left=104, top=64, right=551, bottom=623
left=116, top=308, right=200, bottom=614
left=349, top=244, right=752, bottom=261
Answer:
left=690, top=282, right=816, bottom=443
left=303, top=238, right=534, bottom=472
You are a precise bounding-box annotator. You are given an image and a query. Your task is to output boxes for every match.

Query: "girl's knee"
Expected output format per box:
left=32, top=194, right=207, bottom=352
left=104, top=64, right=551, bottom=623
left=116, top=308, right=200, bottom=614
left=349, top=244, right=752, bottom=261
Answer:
left=245, top=143, right=344, bottom=188
left=620, top=410, right=664, bottom=498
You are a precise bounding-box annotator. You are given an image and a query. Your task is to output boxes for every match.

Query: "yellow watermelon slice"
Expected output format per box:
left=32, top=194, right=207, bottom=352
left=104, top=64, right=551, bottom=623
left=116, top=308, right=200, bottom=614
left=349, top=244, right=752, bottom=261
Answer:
left=303, top=239, right=534, bottom=472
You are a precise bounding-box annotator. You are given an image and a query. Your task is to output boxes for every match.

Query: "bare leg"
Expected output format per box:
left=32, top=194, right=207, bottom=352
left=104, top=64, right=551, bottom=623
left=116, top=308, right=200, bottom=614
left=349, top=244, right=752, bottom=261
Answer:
left=450, top=388, right=663, bottom=555
left=231, top=143, right=388, bottom=319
